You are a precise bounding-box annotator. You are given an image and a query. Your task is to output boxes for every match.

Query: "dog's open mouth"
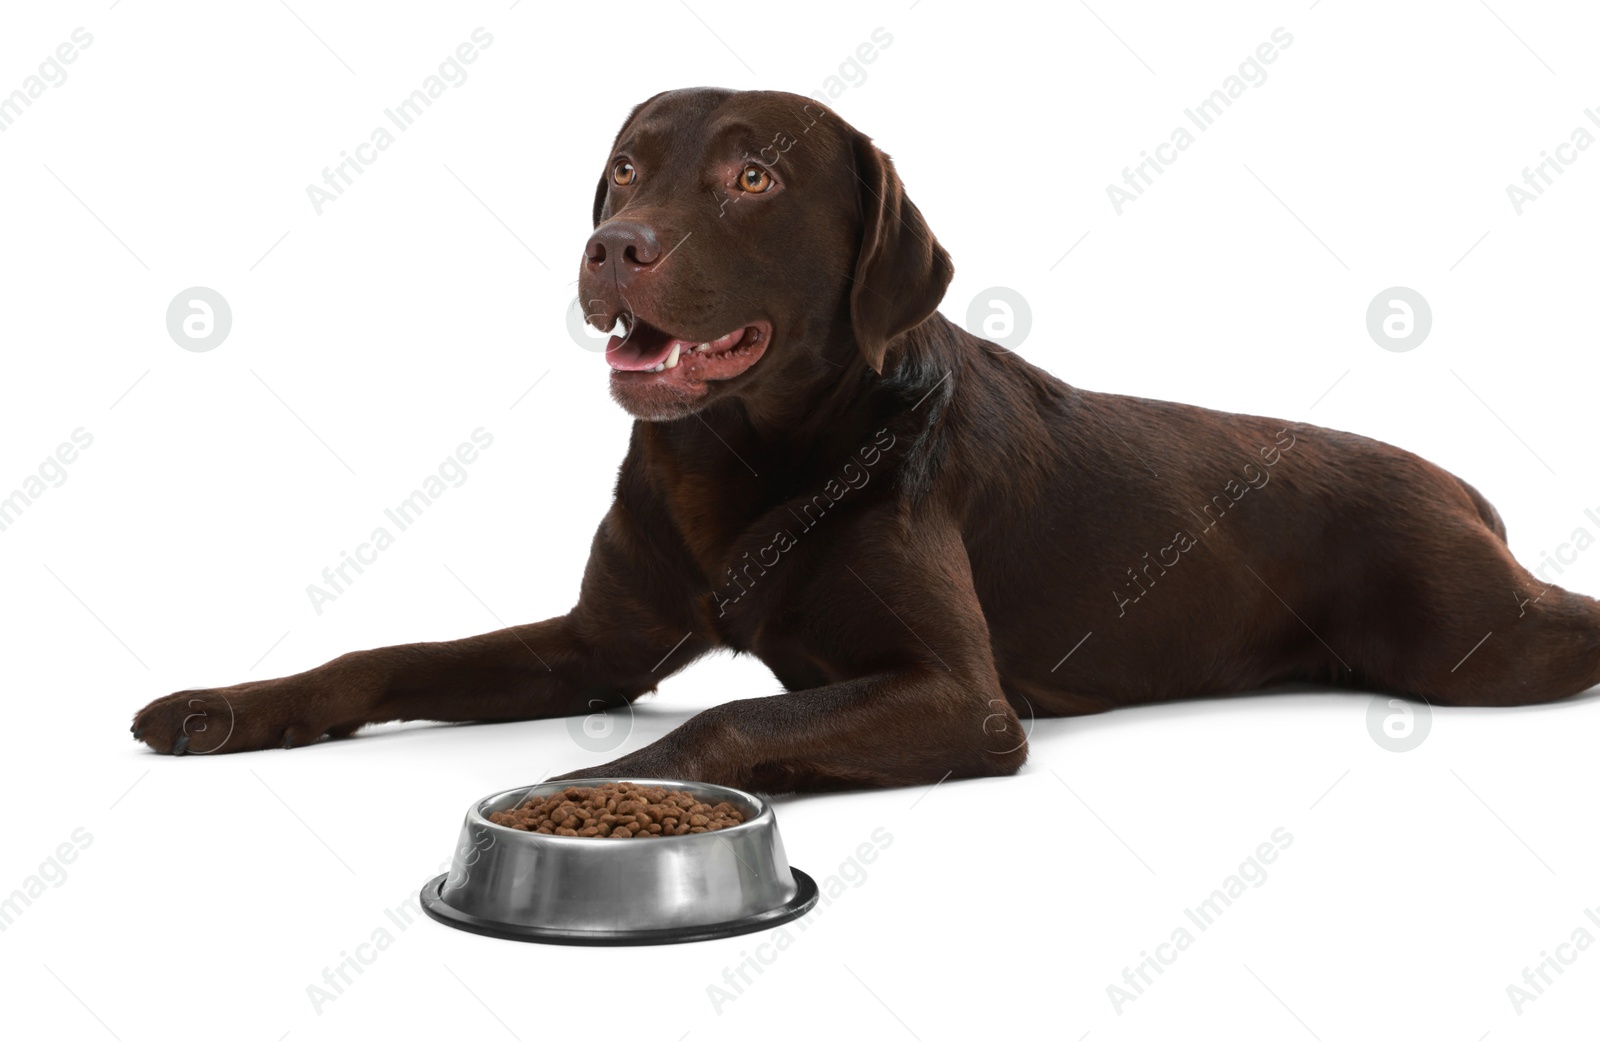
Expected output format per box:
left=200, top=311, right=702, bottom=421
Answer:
left=605, top=318, right=770, bottom=384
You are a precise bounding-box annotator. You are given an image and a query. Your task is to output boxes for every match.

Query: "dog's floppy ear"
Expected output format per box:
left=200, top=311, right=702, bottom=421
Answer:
left=849, top=133, right=954, bottom=373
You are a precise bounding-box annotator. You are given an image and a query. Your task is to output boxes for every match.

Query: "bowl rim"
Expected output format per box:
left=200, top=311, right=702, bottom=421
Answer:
left=421, top=867, right=819, bottom=946
left=469, top=776, right=771, bottom=841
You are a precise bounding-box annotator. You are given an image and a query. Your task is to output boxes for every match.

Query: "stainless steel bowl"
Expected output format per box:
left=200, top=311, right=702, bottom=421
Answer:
left=421, top=777, right=817, bottom=945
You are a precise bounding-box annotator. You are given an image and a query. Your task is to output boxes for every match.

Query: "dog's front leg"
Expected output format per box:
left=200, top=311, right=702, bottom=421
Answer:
left=132, top=503, right=713, bottom=754
left=553, top=515, right=1027, bottom=792
left=555, top=666, right=1026, bottom=792
left=130, top=612, right=715, bottom=755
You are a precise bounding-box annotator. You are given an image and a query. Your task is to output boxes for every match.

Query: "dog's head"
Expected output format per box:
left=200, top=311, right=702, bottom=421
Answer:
left=580, top=88, right=953, bottom=422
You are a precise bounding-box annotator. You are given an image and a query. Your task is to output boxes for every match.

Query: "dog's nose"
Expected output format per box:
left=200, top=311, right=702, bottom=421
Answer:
left=585, top=221, right=662, bottom=280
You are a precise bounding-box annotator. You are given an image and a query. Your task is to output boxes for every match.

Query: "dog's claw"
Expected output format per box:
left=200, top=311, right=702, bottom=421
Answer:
left=171, top=734, right=189, bottom=756
left=283, top=731, right=295, bottom=750
left=133, top=726, right=145, bottom=741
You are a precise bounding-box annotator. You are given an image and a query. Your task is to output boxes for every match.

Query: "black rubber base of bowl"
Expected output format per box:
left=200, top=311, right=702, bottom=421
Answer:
left=420, top=867, right=819, bottom=946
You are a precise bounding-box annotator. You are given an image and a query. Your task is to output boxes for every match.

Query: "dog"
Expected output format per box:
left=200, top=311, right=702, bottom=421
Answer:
left=132, top=88, right=1600, bottom=792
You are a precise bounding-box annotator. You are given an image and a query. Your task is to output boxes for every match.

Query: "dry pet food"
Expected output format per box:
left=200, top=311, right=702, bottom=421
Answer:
left=488, top=782, right=746, bottom=838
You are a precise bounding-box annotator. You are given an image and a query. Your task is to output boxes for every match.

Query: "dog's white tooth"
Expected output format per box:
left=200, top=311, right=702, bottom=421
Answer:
left=696, top=342, right=710, bottom=352
left=665, top=344, right=681, bottom=370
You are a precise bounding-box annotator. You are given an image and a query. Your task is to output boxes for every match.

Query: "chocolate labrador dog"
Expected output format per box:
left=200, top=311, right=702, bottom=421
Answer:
left=132, top=88, right=1600, bottom=791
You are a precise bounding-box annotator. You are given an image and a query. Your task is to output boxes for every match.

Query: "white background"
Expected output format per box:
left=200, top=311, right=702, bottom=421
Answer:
left=2, top=1, right=1597, bottom=1038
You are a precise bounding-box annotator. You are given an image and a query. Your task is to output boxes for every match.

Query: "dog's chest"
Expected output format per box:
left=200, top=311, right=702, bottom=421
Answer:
left=663, top=470, right=763, bottom=576
left=662, top=472, right=818, bottom=644
left=649, top=433, right=880, bottom=661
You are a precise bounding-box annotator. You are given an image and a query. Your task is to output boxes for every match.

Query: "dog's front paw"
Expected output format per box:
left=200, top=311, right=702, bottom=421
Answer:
left=131, top=682, right=360, bottom=756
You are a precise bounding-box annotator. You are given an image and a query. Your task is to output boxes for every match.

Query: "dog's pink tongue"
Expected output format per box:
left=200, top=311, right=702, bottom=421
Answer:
left=606, top=332, right=675, bottom=371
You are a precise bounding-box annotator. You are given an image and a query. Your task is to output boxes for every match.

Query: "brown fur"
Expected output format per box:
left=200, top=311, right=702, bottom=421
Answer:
left=131, top=88, right=1600, bottom=791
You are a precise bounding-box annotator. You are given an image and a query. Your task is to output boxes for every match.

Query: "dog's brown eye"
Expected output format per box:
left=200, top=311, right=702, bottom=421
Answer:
left=738, top=164, right=773, bottom=193
left=612, top=160, right=636, bottom=186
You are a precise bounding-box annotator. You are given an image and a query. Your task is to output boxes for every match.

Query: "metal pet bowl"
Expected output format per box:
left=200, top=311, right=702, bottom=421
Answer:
left=421, top=777, right=817, bottom=945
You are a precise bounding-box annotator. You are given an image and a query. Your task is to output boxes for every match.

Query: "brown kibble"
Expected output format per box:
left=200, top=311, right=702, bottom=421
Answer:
left=491, top=783, right=746, bottom=839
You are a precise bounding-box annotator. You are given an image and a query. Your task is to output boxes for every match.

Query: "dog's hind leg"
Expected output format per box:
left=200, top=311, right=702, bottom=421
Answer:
left=1357, top=521, right=1600, bottom=708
